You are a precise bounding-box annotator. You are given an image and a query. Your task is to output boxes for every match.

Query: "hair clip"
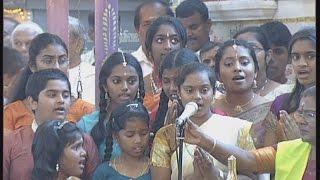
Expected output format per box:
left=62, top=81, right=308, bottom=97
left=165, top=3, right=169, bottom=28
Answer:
left=126, top=103, right=139, bottom=108
left=232, top=39, right=238, bottom=59
left=56, top=121, right=69, bottom=130
left=121, top=52, right=127, bottom=67
left=232, top=39, right=238, bottom=50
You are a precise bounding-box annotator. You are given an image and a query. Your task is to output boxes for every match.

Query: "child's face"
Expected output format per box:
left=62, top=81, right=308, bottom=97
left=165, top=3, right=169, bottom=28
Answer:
left=33, top=44, right=69, bottom=75
left=295, top=96, right=316, bottom=144
left=59, top=135, right=86, bottom=177
left=115, top=118, right=149, bottom=158
left=162, top=67, right=179, bottom=101
left=179, top=71, right=213, bottom=119
left=30, top=79, right=71, bottom=125
left=200, top=47, right=219, bottom=69
left=105, top=64, right=140, bottom=107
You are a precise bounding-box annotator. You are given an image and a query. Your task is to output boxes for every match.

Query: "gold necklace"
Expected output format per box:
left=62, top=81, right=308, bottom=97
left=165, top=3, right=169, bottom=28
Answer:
left=224, top=94, right=255, bottom=113
left=113, top=156, right=150, bottom=179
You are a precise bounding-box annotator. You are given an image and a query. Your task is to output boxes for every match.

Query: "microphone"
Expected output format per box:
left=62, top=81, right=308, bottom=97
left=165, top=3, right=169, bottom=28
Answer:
left=176, top=102, right=198, bottom=126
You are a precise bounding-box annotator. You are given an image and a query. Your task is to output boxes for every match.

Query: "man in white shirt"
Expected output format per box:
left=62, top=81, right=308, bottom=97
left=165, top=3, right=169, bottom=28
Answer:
left=131, top=0, right=174, bottom=78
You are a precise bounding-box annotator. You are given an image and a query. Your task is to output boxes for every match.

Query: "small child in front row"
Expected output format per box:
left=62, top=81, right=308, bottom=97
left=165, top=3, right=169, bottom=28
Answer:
left=93, top=101, right=151, bottom=180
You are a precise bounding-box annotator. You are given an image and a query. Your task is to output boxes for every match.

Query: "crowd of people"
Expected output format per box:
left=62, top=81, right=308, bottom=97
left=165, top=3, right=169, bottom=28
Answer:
left=3, top=0, right=316, bottom=180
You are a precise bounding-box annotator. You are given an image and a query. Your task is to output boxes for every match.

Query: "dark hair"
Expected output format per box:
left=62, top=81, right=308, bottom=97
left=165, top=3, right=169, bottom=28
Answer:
left=32, top=120, right=83, bottom=180
left=104, top=101, right=150, bottom=161
left=134, top=0, right=174, bottom=30
left=176, top=62, right=216, bottom=92
left=145, top=16, right=187, bottom=59
left=214, top=39, right=259, bottom=81
left=233, top=26, right=271, bottom=51
left=152, top=48, right=199, bottom=134
left=91, top=52, right=145, bottom=149
left=3, top=46, right=26, bottom=75
left=88, top=11, right=95, bottom=28
left=25, top=69, right=71, bottom=102
left=260, top=21, right=292, bottom=47
left=281, top=28, right=316, bottom=114
left=302, top=86, right=316, bottom=98
left=8, top=33, right=68, bottom=103
left=176, top=0, right=209, bottom=21
left=199, top=41, right=222, bottom=57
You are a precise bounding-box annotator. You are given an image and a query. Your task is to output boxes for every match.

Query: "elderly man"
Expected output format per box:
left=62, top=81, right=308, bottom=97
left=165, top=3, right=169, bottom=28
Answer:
left=68, top=16, right=95, bottom=105
left=10, top=21, right=43, bottom=63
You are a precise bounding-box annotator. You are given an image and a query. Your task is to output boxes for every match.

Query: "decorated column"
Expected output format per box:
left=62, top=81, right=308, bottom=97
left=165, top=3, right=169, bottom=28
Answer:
left=46, top=0, right=69, bottom=47
left=95, top=0, right=119, bottom=107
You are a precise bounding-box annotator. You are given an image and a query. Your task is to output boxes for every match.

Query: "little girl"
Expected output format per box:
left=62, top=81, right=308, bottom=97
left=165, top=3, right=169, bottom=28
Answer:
left=93, top=101, right=151, bottom=179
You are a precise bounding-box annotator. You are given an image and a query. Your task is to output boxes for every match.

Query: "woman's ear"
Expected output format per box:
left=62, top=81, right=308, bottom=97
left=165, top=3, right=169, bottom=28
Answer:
left=112, top=133, right=118, bottom=142
left=29, top=63, right=37, bottom=73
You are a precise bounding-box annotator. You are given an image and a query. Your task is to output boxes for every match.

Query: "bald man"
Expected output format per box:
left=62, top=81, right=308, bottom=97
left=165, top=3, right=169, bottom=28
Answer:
left=11, top=21, right=43, bottom=63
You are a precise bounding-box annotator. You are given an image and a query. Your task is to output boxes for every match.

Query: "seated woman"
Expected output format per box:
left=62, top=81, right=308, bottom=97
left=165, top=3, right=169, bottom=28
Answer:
left=151, top=48, right=199, bottom=135
left=143, top=16, right=187, bottom=119
left=184, top=85, right=316, bottom=180
left=77, top=52, right=145, bottom=159
left=3, top=69, right=100, bottom=180
left=4, top=33, right=95, bottom=131
left=151, top=63, right=256, bottom=180
left=261, top=27, right=316, bottom=147
left=93, top=101, right=151, bottom=179
left=212, top=39, right=272, bottom=148
left=32, top=120, right=87, bottom=180
left=234, top=26, right=294, bottom=101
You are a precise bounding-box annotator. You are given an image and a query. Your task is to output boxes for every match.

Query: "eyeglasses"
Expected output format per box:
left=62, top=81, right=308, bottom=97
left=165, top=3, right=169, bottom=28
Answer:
left=296, top=109, right=316, bottom=120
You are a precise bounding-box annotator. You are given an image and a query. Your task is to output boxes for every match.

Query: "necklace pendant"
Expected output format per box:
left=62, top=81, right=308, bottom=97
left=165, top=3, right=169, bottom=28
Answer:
left=234, top=105, right=243, bottom=113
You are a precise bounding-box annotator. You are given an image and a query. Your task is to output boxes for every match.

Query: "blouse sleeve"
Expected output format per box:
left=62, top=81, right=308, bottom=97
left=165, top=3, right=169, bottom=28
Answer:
left=236, top=124, right=256, bottom=151
left=151, top=126, right=174, bottom=168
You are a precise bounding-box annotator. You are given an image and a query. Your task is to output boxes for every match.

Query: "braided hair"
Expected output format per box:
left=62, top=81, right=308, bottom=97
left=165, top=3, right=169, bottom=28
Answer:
left=91, top=52, right=145, bottom=149
left=152, top=48, right=199, bottom=135
left=104, top=100, right=150, bottom=162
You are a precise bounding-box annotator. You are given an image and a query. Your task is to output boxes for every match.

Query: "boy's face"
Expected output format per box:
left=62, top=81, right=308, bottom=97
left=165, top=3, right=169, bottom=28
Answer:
left=30, top=79, right=71, bottom=125
left=200, top=46, right=219, bottom=69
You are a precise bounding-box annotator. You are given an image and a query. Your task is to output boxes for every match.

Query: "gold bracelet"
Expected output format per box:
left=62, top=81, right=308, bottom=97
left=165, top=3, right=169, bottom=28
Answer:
left=208, top=139, right=217, bottom=154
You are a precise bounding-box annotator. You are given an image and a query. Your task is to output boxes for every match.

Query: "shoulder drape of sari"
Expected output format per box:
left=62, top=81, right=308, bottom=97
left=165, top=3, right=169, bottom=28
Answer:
left=233, top=101, right=273, bottom=148
left=151, top=114, right=255, bottom=180
left=275, top=139, right=311, bottom=180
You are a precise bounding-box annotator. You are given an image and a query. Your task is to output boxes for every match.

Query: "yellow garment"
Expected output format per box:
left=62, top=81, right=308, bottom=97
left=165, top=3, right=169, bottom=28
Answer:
left=151, top=114, right=255, bottom=180
left=275, top=139, right=311, bottom=180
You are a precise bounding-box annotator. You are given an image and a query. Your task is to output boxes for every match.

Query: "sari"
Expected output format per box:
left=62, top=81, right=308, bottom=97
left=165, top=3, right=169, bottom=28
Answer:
left=252, top=139, right=314, bottom=180
left=213, top=100, right=273, bottom=148
left=151, top=114, right=255, bottom=180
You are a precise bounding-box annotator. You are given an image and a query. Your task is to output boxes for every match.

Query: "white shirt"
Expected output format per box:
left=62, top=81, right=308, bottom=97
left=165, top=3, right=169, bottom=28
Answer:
left=81, top=48, right=95, bottom=66
left=69, top=61, right=95, bottom=104
left=131, top=46, right=153, bottom=77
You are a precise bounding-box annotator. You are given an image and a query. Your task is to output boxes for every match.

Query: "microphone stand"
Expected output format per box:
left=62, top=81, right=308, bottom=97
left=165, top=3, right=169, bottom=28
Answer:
left=176, top=119, right=186, bottom=180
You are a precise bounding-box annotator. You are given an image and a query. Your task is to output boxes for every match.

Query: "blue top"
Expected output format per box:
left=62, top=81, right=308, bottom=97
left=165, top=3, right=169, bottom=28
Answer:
left=93, top=162, right=151, bottom=180
left=77, top=110, right=121, bottom=159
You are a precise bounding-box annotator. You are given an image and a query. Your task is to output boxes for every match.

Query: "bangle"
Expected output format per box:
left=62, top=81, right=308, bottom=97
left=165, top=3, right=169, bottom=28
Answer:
left=208, top=139, right=217, bottom=154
